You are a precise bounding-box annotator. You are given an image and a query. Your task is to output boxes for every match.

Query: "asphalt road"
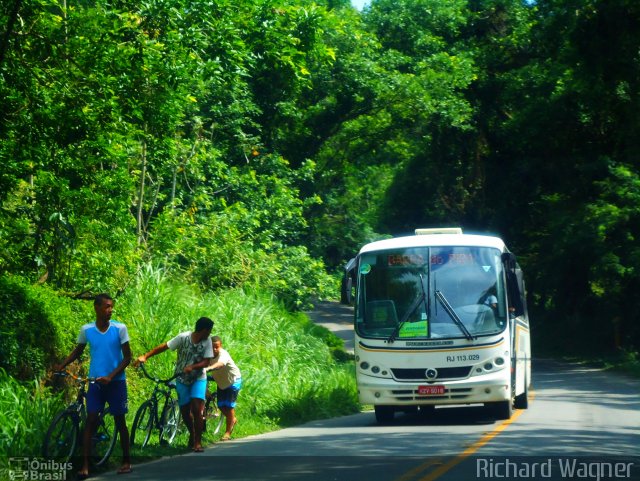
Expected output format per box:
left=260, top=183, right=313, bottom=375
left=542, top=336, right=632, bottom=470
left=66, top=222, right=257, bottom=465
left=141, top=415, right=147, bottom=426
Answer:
left=92, top=304, right=640, bottom=481
left=305, top=300, right=355, bottom=353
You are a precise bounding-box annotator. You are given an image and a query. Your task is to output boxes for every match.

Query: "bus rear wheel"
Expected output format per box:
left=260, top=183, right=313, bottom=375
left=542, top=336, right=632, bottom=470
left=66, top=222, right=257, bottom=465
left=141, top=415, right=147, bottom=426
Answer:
left=374, top=405, right=395, bottom=424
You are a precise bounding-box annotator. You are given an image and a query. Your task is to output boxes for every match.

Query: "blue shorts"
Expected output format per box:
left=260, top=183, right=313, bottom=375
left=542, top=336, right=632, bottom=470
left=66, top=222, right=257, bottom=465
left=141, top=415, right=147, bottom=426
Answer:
left=176, top=379, right=207, bottom=406
left=217, top=379, right=242, bottom=409
left=86, top=380, right=128, bottom=416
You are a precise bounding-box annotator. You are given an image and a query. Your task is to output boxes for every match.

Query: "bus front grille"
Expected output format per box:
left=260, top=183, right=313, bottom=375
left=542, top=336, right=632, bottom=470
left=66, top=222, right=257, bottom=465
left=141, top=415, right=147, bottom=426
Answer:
left=390, top=366, right=472, bottom=381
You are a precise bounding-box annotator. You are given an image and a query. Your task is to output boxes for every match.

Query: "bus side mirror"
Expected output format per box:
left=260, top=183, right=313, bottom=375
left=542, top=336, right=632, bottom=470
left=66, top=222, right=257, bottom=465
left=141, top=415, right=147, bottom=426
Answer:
left=341, top=275, right=353, bottom=305
left=341, top=257, right=356, bottom=305
left=501, top=252, right=517, bottom=267
left=502, top=253, right=526, bottom=317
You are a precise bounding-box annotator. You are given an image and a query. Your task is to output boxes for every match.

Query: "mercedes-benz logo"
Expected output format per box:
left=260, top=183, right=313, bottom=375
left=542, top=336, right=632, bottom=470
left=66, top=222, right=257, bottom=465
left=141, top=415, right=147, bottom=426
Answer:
left=425, top=368, right=438, bottom=380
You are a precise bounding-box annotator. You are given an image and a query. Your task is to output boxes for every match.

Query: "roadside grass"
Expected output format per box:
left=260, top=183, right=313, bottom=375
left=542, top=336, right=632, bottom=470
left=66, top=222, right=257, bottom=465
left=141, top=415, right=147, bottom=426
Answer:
left=532, top=326, right=640, bottom=379
left=561, top=349, right=640, bottom=379
left=0, top=370, right=65, bottom=464
left=118, top=268, right=359, bottom=442
left=0, top=264, right=359, bottom=472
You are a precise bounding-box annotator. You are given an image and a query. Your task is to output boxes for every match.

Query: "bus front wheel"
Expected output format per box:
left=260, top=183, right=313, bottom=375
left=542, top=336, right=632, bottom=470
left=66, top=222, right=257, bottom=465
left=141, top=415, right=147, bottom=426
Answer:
left=514, top=374, right=530, bottom=410
left=374, top=405, right=395, bottom=424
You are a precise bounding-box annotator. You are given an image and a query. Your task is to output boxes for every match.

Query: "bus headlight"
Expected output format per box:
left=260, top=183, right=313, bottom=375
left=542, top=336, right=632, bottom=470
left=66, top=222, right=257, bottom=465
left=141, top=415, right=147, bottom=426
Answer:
left=471, top=356, right=507, bottom=376
left=359, top=361, right=390, bottom=377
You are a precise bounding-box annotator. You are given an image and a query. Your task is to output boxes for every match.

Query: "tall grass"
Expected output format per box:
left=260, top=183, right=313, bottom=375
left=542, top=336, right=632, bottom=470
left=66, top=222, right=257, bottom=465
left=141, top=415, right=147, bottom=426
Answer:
left=117, top=264, right=359, bottom=446
left=0, top=370, right=64, bottom=461
left=0, top=264, right=359, bottom=460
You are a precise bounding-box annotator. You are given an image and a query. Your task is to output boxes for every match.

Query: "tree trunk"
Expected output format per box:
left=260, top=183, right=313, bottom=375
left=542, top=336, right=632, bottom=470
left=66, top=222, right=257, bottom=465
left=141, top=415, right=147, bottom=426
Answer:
left=137, top=137, right=147, bottom=244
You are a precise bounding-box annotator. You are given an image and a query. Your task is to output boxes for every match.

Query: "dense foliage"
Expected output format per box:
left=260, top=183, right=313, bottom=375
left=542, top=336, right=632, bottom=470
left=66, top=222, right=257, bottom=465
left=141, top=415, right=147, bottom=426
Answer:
left=1, top=0, right=639, bottom=379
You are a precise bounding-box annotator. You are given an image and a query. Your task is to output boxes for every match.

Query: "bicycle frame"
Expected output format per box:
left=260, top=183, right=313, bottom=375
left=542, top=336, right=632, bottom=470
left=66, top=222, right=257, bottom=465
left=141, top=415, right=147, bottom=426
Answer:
left=65, top=378, right=87, bottom=420
left=42, top=371, right=117, bottom=465
left=140, top=363, right=179, bottom=415
left=131, top=363, right=181, bottom=448
left=146, top=382, right=175, bottom=435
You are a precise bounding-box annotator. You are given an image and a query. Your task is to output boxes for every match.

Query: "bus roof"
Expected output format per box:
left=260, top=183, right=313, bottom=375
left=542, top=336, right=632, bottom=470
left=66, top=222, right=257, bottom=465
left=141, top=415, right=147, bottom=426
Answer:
left=359, top=230, right=507, bottom=255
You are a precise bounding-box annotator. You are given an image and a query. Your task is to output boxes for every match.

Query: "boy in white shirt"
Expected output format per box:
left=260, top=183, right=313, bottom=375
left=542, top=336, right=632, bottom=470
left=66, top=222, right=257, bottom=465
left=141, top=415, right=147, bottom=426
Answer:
left=137, top=317, right=214, bottom=452
left=205, top=336, right=242, bottom=440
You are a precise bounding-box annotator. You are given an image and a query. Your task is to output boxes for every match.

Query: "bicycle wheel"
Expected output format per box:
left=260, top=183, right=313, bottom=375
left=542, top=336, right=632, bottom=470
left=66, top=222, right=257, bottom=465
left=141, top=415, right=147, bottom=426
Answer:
left=130, top=400, right=154, bottom=448
left=204, top=393, right=224, bottom=435
left=92, top=408, right=117, bottom=466
left=159, top=397, right=180, bottom=445
left=42, top=410, right=79, bottom=462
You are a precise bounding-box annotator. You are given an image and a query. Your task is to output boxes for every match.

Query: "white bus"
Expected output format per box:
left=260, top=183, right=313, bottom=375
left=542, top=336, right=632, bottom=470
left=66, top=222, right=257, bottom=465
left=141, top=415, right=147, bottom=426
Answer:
left=342, top=228, right=531, bottom=423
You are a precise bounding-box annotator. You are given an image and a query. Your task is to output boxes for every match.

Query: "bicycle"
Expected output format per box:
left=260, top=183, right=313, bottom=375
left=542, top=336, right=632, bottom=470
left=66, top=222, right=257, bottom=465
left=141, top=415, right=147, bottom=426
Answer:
left=42, top=370, right=117, bottom=466
left=130, top=362, right=181, bottom=448
left=202, top=375, right=224, bottom=436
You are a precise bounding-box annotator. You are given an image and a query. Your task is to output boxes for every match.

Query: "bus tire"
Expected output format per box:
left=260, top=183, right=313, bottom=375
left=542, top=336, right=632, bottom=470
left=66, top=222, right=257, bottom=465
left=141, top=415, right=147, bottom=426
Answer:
left=374, top=405, right=395, bottom=424
left=514, top=375, right=529, bottom=409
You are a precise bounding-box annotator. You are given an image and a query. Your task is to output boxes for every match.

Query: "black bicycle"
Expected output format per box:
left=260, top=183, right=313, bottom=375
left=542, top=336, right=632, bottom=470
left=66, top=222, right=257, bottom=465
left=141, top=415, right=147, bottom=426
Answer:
left=203, top=375, right=224, bottom=435
left=130, top=363, right=181, bottom=448
left=42, top=370, right=117, bottom=466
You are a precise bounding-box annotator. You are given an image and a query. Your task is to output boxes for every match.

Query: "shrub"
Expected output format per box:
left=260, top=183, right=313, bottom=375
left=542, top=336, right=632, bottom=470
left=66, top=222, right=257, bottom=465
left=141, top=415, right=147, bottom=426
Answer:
left=148, top=210, right=334, bottom=309
left=0, top=275, right=88, bottom=380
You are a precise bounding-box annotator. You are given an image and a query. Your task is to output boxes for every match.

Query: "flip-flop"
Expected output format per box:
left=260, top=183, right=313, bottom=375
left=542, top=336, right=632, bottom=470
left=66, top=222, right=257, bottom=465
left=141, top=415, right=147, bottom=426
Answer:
left=192, top=446, right=205, bottom=453
left=117, top=466, right=133, bottom=475
left=220, top=434, right=231, bottom=441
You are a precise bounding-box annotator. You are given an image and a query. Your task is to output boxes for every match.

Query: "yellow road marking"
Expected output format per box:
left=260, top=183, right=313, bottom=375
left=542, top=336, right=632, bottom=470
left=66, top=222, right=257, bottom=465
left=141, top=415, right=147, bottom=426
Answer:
left=396, top=391, right=536, bottom=481
left=395, top=458, right=445, bottom=481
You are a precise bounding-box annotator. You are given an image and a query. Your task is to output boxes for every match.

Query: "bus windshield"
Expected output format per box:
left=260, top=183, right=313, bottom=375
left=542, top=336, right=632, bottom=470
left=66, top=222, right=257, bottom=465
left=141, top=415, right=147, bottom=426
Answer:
left=355, top=246, right=506, bottom=340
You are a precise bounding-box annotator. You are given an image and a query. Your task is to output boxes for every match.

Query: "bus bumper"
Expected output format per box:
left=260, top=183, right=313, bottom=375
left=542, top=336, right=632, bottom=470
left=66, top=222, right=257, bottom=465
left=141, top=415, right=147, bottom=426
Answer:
left=357, top=370, right=510, bottom=406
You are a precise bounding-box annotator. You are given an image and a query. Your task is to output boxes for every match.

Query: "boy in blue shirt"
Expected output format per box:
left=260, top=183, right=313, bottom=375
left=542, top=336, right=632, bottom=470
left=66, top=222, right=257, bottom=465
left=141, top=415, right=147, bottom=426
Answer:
left=56, top=293, right=132, bottom=478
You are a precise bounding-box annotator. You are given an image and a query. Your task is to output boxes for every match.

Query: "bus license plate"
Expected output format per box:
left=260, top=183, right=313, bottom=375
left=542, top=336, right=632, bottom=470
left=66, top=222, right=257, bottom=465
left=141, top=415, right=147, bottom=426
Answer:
left=418, top=385, right=445, bottom=395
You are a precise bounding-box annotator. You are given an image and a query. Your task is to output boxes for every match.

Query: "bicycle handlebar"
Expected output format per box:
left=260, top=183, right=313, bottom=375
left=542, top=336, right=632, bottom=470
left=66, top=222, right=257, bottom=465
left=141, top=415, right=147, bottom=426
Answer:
left=138, top=362, right=180, bottom=384
left=52, top=370, right=97, bottom=383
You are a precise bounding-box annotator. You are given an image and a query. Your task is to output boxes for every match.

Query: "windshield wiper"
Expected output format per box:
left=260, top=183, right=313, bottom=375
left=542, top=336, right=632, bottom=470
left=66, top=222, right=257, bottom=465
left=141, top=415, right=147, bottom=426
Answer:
left=435, top=290, right=474, bottom=341
left=388, top=274, right=427, bottom=343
